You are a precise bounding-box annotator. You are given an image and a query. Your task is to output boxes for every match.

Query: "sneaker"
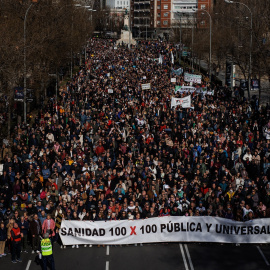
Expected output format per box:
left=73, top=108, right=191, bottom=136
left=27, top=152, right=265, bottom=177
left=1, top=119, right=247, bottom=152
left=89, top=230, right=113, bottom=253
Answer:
left=72, top=245, right=75, bottom=248
left=2, top=253, right=7, bottom=256
left=64, top=246, right=66, bottom=249
left=76, top=245, right=79, bottom=248
left=32, top=250, right=35, bottom=254
left=16, top=259, right=22, bottom=262
left=84, top=245, right=87, bottom=247
left=140, top=243, right=143, bottom=246
left=61, top=245, right=63, bottom=249
left=11, top=260, right=17, bottom=263
left=89, top=245, right=92, bottom=247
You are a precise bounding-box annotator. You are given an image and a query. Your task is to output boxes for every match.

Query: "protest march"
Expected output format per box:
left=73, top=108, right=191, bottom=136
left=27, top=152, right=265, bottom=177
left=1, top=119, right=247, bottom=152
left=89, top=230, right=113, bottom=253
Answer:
left=1, top=38, right=270, bottom=256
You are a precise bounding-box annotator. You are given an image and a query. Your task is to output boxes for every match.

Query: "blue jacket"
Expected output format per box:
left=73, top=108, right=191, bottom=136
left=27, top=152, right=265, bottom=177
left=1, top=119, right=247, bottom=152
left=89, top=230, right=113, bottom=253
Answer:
left=0, top=227, right=7, bottom=241
left=18, top=220, right=29, bottom=235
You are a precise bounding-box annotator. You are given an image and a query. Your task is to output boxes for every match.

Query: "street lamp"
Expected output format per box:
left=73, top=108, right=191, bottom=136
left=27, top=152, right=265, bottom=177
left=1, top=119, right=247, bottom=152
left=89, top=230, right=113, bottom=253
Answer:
left=224, top=0, right=252, bottom=100
left=145, top=16, right=148, bottom=41
left=193, top=8, right=212, bottom=83
left=128, top=6, right=131, bottom=49
left=172, top=11, right=182, bottom=65
left=24, top=1, right=37, bottom=123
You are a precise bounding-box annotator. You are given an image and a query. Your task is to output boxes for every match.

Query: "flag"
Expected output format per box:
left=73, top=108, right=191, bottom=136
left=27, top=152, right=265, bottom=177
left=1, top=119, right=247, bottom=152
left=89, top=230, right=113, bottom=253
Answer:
left=171, top=68, right=183, bottom=76
left=159, top=54, right=163, bottom=64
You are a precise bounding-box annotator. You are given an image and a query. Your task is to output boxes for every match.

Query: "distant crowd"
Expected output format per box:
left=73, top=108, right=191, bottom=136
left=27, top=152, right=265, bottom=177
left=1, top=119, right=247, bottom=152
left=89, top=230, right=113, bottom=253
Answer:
left=1, top=38, right=270, bottom=254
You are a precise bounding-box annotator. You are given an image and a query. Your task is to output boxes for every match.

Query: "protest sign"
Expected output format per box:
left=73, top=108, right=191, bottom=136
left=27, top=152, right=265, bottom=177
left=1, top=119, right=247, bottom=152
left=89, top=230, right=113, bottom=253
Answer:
left=175, top=85, right=196, bottom=94
left=60, top=216, right=270, bottom=245
left=171, top=78, right=176, bottom=83
left=171, top=96, right=191, bottom=108
left=108, top=89, right=114, bottom=94
left=184, top=73, right=202, bottom=84
left=142, top=83, right=151, bottom=90
left=171, top=68, right=183, bottom=76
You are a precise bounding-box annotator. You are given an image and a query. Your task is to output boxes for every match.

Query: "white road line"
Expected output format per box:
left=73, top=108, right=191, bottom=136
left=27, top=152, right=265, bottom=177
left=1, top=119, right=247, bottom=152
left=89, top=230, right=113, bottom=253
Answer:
left=106, top=245, right=110, bottom=256
left=257, top=246, right=270, bottom=266
left=180, top=244, right=189, bottom=270
left=26, top=260, right=32, bottom=270
left=184, top=244, right=194, bottom=270
left=106, top=261, right=109, bottom=270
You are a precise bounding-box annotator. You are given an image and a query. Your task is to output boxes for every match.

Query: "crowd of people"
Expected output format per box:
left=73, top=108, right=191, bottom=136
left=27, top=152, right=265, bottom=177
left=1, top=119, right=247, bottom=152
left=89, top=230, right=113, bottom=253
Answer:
left=0, top=38, right=270, bottom=255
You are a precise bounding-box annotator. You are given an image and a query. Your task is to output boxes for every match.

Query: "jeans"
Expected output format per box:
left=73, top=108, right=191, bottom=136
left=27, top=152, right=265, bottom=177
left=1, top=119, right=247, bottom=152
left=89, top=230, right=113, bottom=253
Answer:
left=11, top=241, right=21, bottom=261
left=42, top=254, right=55, bottom=270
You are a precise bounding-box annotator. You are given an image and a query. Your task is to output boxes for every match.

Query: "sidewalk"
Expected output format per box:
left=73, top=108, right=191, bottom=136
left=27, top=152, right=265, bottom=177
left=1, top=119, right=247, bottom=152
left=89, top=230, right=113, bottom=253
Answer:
left=198, top=59, right=270, bottom=105
left=199, top=59, right=225, bottom=84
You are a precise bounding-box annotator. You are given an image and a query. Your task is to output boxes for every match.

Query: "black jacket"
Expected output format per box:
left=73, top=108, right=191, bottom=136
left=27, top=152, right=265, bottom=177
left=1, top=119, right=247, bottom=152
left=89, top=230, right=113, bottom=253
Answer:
left=0, top=227, right=7, bottom=241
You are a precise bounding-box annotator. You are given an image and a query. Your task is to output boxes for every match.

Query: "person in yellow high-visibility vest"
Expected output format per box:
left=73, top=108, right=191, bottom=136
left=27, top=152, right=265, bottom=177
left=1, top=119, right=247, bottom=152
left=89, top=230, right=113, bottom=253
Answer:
left=41, top=233, right=55, bottom=270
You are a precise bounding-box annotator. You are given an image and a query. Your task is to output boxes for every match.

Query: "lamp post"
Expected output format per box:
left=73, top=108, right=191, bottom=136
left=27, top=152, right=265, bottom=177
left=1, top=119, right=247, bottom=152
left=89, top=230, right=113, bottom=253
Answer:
left=129, top=5, right=131, bottom=49
left=23, top=3, right=34, bottom=123
left=191, top=15, right=194, bottom=70
left=68, top=4, right=88, bottom=78
left=173, top=11, right=182, bottom=65
left=145, top=17, right=147, bottom=40
left=225, top=0, right=252, bottom=100
left=193, top=8, right=212, bottom=83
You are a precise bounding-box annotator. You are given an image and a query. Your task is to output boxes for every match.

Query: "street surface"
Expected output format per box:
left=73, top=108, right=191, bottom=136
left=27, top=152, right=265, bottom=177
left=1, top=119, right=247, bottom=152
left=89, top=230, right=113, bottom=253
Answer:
left=0, top=243, right=269, bottom=270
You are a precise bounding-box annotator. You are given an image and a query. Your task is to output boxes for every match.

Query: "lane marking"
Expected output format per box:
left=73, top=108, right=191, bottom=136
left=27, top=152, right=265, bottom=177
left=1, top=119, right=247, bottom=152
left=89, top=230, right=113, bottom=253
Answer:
left=106, top=261, right=109, bottom=270
left=257, top=246, right=270, bottom=266
left=26, top=260, right=32, bottom=270
left=106, top=245, right=110, bottom=256
left=180, top=244, right=189, bottom=270
left=184, top=244, right=194, bottom=270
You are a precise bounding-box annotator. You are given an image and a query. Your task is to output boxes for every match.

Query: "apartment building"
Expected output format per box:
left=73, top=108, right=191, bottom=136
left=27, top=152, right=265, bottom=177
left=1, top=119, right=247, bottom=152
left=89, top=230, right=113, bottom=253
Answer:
left=107, top=0, right=130, bottom=9
left=130, top=0, right=212, bottom=38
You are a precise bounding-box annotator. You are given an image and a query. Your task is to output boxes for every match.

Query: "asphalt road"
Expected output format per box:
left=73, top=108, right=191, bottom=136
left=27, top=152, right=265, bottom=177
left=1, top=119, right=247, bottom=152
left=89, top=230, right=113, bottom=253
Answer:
left=0, top=243, right=269, bottom=270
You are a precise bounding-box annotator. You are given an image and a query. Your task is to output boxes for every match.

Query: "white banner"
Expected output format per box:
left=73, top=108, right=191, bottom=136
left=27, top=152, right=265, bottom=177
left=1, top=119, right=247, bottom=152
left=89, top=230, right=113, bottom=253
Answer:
left=171, top=96, right=191, bottom=108
left=60, top=216, right=270, bottom=245
left=141, top=83, right=151, bottom=90
left=171, top=78, right=176, bottom=83
left=171, top=51, right=174, bottom=64
left=184, top=73, right=202, bottom=84
left=175, top=85, right=197, bottom=93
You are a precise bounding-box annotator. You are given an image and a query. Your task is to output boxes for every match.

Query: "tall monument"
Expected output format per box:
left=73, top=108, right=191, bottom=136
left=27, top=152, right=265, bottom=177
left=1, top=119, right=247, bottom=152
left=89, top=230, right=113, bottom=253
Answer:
left=116, top=9, right=136, bottom=46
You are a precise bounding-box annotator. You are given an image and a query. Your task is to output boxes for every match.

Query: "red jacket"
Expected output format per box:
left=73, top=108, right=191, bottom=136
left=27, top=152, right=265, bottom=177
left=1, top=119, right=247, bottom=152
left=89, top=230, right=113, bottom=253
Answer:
left=11, top=227, right=21, bottom=242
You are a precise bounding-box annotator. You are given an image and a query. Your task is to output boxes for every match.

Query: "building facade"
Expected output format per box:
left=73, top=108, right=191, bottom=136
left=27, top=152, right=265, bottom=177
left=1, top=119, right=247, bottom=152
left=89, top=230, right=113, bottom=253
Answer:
left=107, top=0, right=130, bottom=10
left=130, top=0, right=212, bottom=38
